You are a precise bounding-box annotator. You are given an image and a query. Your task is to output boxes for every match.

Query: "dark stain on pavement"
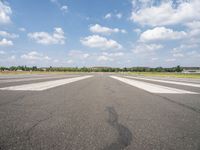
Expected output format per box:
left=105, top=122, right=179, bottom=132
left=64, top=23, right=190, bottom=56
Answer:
left=103, top=106, right=133, bottom=150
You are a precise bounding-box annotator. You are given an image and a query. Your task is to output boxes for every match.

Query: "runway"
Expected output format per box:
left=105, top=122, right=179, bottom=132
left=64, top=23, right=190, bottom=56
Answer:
left=0, top=73, right=200, bottom=150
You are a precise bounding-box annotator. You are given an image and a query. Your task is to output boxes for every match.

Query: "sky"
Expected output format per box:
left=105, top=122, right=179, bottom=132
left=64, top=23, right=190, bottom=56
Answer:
left=0, top=0, right=200, bottom=67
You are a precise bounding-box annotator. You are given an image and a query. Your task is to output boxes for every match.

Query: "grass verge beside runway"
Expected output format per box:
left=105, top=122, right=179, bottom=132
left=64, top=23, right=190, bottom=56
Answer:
left=123, top=72, right=200, bottom=79
left=0, top=71, right=87, bottom=75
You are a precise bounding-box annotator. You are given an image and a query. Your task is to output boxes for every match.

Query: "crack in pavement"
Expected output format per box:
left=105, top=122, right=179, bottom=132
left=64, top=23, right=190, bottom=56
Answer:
left=25, top=111, right=53, bottom=136
left=103, top=106, right=133, bottom=150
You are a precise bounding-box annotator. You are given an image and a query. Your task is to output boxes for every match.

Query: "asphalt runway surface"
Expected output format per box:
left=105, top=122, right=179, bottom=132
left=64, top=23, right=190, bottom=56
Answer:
left=0, top=73, right=200, bottom=150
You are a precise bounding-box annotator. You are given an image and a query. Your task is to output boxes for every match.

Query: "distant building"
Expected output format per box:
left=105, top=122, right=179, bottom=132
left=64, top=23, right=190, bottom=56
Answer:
left=182, top=67, right=200, bottom=73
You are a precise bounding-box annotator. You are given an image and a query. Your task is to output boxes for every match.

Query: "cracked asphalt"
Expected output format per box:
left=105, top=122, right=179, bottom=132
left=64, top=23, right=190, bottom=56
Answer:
left=0, top=74, right=200, bottom=150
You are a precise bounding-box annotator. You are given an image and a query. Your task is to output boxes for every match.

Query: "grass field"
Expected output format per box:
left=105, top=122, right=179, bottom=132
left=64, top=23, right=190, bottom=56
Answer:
left=124, top=72, right=200, bottom=79
left=0, top=71, right=85, bottom=75
left=1, top=71, right=200, bottom=79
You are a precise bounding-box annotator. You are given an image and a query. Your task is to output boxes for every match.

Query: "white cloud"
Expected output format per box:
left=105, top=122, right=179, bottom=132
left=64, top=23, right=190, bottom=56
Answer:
left=151, top=57, right=158, bottom=61
left=60, top=5, right=68, bottom=13
left=165, top=58, right=176, bottom=62
left=116, top=13, right=122, bottom=19
left=19, top=27, right=26, bottom=32
left=131, top=0, right=200, bottom=26
left=53, top=59, right=59, bottom=63
left=140, top=27, right=187, bottom=42
left=66, top=59, right=73, bottom=64
left=104, top=12, right=123, bottom=19
left=170, top=47, right=200, bottom=58
left=187, top=50, right=200, bottom=57
left=0, top=1, right=12, bottom=24
left=173, top=53, right=184, bottom=57
left=50, top=0, right=68, bottom=13
left=9, top=55, right=16, bottom=60
left=97, top=52, right=124, bottom=62
left=89, top=24, right=126, bottom=35
left=83, top=53, right=89, bottom=58
left=104, top=13, right=112, bottom=19
left=28, top=27, right=65, bottom=45
left=0, top=50, right=5, bottom=54
left=80, top=35, right=122, bottom=50
left=170, top=47, right=184, bottom=58
left=186, top=21, right=200, bottom=29
left=133, top=43, right=163, bottom=54
left=21, top=51, right=51, bottom=61
left=102, top=52, right=124, bottom=57
left=97, top=55, right=113, bottom=62
left=0, top=31, right=19, bottom=38
left=0, top=38, right=13, bottom=46
left=133, top=28, right=142, bottom=34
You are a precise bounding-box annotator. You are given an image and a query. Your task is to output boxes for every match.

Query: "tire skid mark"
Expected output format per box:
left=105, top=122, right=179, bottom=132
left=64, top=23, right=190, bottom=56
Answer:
left=104, top=106, right=133, bottom=150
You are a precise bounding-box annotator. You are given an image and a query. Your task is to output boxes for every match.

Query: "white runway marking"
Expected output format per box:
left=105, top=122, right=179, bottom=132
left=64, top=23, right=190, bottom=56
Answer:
left=0, top=76, right=93, bottom=91
left=125, top=76, right=200, bottom=88
left=0, top=75, right=79, bottom=83
left=110, top=76, right=198, bottom=94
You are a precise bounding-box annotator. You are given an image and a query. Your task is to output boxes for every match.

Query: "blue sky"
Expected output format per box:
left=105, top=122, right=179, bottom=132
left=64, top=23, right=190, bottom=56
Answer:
left=0, top=0, right=200, bottom=67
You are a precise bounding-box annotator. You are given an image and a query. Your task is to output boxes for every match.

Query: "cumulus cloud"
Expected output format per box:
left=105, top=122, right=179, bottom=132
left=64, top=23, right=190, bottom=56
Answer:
left=140, top=27, right=187, bottom=42
left=21, top=51, right=51, bottom=61
left=130, top=0, right=200, bottom=26
left=97, top=52, right=124, bottom=62
left=89, top=24, right=126, bottom=35
left=0, top=1, right=12, bottom=24
left=0, top=38, right=13, bottom=46
left=186, top=21, right=200, bottom=29
left=104, top=12, right=123, bottom=19
left=104, top=13, right=112, bottom=19
left=28, top=27, right=65, bottom=45
left=97, top=55, right=113, bottom=62
left=80, top=35, right=122, bottom=50
left=0, top=31, right=19, bottom=38
left=51, top=0, right=68, bottom=13
left=133, top=43, right=163, bottom=54
left=60, top=5, right=68, bottom=13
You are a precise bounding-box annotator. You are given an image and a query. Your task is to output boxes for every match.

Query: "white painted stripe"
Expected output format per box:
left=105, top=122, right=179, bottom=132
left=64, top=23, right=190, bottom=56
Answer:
left=110, top=76, right=198, bottom=94
left=0, top=75, right=79, bottom=83
left=0, top=76, right=93, bottom=91
left=125, top=76, right=200, bottom=88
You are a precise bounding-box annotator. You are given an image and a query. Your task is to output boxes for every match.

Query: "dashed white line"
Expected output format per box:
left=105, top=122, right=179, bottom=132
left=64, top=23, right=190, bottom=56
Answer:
left=110, top=76, right=198, bottom=94
left=125, top=76, right=200, bottom=88
left=0, top=76, right=93, bottom=91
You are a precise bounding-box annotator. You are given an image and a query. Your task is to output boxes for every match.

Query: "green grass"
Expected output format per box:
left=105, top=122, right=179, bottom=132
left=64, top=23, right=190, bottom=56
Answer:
left=1, top=71, right=200, bottom=79
left=123, top=72, right=200, bottom=79
left=0, top=71, right=87, bottom=75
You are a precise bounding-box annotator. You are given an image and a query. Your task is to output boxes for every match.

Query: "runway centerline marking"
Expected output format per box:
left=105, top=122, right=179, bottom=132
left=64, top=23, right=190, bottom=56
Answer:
left=110, top=76, right=198, bottom=94
left=125, top=76, right=200, bottom=88
left=0, top=75, right=93, bottom=91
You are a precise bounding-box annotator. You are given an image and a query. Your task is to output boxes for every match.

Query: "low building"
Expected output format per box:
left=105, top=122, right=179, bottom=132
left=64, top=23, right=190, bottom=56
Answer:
left=182, top=67, right=200, bottom=73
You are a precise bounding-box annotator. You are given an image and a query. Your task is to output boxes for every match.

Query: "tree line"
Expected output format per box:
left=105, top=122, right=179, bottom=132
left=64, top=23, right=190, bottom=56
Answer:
left=0, top=65, right=183, bottom=72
